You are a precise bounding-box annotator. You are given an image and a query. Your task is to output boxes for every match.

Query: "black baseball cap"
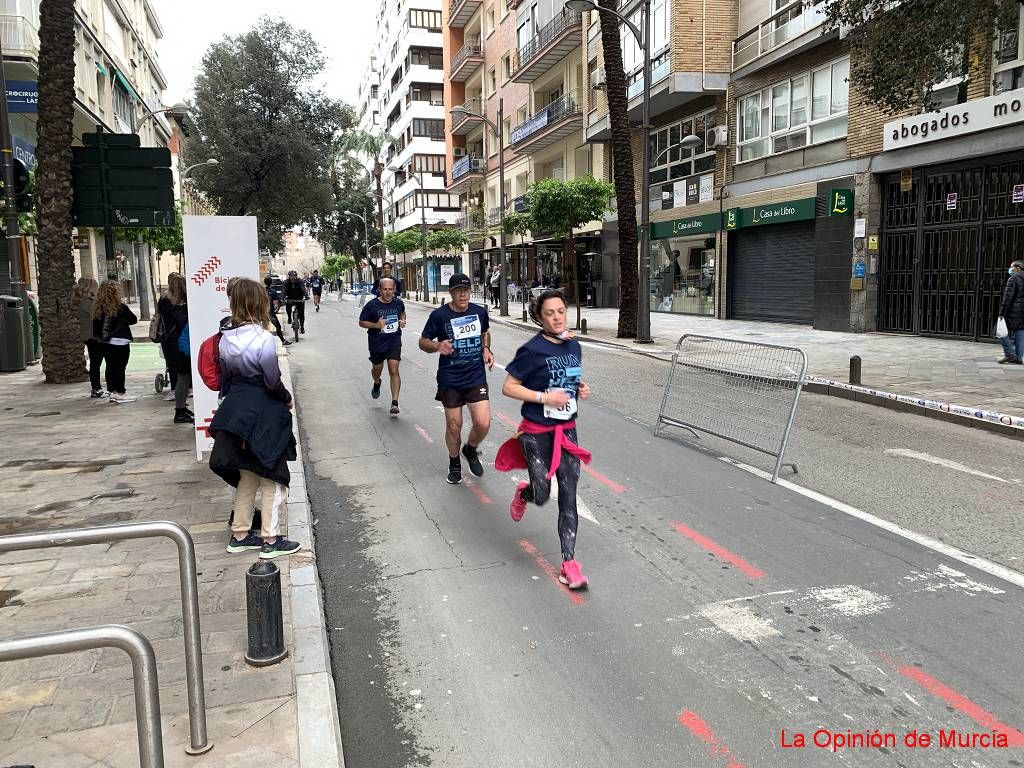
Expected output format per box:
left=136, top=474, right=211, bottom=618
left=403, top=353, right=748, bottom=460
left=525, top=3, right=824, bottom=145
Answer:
left=448, top=273, right=471, bottom=290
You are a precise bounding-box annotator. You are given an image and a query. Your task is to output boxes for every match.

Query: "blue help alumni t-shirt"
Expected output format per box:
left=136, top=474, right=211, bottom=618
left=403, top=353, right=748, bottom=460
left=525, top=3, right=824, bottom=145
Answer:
left=359, top=297, right=405, bottom=356
left=421, top=302, right=490, bottom=390
left=505, top=334, right=583, bottom=426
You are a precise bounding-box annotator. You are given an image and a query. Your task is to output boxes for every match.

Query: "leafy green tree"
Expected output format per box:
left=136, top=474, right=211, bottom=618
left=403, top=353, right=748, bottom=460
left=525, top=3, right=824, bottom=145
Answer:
left=313, top=159, right=379, bottom=261
left=527, top=177, right=615, bottom=328
left=427, top=227, right=467, bottom=254
left=825, top=0, right=1020, bottom=112
left=342, top=130, right=394, bottom=231
left=321, top=253, right=355, bottom=283
left=383, top=229, right=423, bottom=286
left=185, top=17, right=351, bottom=251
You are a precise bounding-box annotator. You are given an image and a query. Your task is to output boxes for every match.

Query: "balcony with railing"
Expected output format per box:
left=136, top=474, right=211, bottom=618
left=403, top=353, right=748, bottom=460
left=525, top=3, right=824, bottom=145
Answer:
left=509, top=91, right=583, bottom=152
left=447, top=155, right=486, bottom=192
left=732, top=0, right=831, bottom=75
left=449, top=0, right=482, bottom=28
left=511, top=9, right=582, bottom=84
left=451, top=38, right=484, bottom=82
left=0, top=4, right=40, bottom=60
left=451, top=97, right=484, bottom=135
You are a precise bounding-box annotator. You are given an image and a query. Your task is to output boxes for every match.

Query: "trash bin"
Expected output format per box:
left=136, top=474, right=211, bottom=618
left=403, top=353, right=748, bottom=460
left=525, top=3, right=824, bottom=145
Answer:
left=0, top=295, right=27, bottom=372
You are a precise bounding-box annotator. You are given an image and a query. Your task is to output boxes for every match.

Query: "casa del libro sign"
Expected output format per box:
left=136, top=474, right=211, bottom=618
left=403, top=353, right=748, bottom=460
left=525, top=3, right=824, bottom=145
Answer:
left=883, top=86, right=1024, bottom=151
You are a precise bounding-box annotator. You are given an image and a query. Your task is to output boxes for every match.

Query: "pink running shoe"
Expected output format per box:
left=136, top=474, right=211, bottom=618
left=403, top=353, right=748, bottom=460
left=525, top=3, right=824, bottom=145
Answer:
left=559, top=559, right=588, bottom=590
left=509, top=481, right=529, bottom=522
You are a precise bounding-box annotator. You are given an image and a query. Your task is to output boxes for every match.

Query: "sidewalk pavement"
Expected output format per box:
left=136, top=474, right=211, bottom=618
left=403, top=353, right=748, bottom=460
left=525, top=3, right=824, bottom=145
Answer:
left=0, top=344, right=342, bottom=766
left=400, top=293, right=1024, bottom=432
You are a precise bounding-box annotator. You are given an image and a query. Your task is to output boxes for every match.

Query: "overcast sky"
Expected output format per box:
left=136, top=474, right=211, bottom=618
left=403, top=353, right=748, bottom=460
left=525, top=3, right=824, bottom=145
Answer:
left=152, top=0, right=377, bottom=107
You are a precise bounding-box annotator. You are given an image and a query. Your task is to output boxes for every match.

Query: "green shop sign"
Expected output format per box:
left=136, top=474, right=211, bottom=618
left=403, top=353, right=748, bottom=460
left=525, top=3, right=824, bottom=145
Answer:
left=828, top=188, right=854, bottom=216
left=650, top=212, right=722, bottom=240
left=729, top=197, right=818, bottom=228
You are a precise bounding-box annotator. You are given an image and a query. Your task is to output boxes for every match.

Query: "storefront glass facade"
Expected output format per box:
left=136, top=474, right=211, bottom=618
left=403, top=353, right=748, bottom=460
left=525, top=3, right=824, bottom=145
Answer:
left=649, top=214, right=720, bottom=316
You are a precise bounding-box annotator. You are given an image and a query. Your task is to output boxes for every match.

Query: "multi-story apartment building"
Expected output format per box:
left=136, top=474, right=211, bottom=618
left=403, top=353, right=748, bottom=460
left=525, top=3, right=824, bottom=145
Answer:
left=645, top=0, right=1024, bottom=342
left=361, top=0, right=461, bottom=295
left=2, top=0, right=171, bottom=290
left=445, top=0, right=608, bottom=307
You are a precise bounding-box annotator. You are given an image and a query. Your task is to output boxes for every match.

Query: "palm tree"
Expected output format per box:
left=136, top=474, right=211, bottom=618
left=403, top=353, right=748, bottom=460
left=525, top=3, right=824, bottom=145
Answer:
left=596, top=0, right=639, bottom=338
left=36, top=0, right=86, bottom=382
left=342, top=130, right=394, bottom=233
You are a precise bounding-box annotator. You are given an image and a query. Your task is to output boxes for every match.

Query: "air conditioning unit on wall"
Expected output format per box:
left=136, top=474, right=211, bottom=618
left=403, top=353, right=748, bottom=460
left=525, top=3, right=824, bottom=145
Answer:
left=453, top=146, right=467, bottom=157
left=706, top=125, right=728, bottom=149
left=591, top=69, right=607, bottom=90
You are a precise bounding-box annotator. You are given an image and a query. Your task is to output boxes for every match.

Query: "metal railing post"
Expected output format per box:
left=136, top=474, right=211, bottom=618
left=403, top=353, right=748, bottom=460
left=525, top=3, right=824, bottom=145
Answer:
left=0, top=521, right=211, bottom=755
left=0, top=625, right=164, bottom=768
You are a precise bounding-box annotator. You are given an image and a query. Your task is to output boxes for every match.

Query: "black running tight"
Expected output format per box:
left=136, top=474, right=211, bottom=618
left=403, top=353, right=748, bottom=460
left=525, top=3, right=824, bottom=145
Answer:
left=517, top=426, right=580, bottom=561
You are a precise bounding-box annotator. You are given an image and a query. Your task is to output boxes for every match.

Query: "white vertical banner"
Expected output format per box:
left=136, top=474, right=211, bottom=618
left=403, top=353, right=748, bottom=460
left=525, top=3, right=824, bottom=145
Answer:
left=183, top=216, right=260, bottom=459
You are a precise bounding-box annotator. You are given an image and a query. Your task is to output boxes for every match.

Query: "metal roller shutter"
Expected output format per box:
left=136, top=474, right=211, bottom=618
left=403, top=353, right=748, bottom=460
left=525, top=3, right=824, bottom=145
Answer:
left=729, top=221, right=815, bottom=324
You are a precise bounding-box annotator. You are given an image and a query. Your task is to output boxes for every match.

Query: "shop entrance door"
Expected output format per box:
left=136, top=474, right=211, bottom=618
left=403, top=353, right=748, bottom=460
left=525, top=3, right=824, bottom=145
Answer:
left=879, top=153, right=1024, bottom=339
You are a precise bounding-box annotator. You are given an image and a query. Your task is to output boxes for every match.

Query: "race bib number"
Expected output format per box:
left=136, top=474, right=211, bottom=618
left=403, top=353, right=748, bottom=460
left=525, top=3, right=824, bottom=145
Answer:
left=450, top=315, right=481, bottom=341
left=543, top=389, right=577, bottom=421
left=382, top=317, right=399, bottom=334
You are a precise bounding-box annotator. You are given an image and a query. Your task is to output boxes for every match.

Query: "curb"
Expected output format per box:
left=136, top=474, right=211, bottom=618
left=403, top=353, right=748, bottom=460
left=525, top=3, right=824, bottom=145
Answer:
left=480, top=311, right=1024, bottom=439
left=278, top=351, right=346, bottom=767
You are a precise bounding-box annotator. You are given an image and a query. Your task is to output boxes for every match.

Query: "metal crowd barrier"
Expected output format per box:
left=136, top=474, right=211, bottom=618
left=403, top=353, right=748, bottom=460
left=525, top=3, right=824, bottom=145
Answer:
left=0, top=521, right=212, bottom=755
left=0, top=624, right=164, bottom=768
left=655, top=334, right=808, bottom=483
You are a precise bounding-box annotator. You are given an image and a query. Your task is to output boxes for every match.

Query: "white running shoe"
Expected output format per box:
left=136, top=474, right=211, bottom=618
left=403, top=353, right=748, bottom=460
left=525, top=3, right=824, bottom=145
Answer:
left=109, top=393, right=137, bottom=404
left=163, top=391, right=175, bottom=401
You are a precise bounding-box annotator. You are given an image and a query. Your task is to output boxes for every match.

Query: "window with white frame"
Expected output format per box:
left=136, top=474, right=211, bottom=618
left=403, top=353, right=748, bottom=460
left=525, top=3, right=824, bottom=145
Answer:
left=737, top=56, right=849, bottom=162
left=649, top=108, right=716, bottom=184
left=994, top=5, right=1024, bottom=94
left=620, top=0, right=668, bottom=74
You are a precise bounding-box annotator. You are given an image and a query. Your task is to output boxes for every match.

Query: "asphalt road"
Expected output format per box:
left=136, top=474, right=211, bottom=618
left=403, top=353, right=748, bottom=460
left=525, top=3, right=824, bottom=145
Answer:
left=292, top=293, right=1024, bottom=768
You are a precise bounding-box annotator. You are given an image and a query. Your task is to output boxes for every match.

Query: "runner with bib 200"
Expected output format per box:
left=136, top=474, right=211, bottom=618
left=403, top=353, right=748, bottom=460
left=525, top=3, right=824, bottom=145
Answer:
left=419, top=272, right=494, bottom=484
left=358, top=277, right=406, bottom=415
left=495, top=289, right=593, bottom=589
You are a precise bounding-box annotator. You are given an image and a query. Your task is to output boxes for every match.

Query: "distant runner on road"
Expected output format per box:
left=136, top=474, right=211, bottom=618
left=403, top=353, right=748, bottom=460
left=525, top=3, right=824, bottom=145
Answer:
left=496, top=289, right=592, bottom=589
left=308, top=270, right=326, bottom=312
left=358, top=277, right=406, bottom=415
left=419, top=272, right=494, bottom=485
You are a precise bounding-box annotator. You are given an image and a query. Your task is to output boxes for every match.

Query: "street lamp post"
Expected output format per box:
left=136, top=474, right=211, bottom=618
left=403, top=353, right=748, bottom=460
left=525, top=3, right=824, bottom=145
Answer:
left=343, top=209, right=372, bottom=278
left=389, top=165, right=431, bottom=304
left=450, top=98, right=508, bottom=316
left=567, top=0, right=653, bottom=342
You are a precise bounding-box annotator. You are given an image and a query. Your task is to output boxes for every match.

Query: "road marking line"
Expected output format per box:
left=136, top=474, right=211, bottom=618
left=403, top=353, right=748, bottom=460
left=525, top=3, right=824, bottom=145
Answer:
left=510, top=474, right=600, bottom=526
left=414, top=425, right=433, bottom=443
left=677, top=710, right=748, bottom=767
left=896, top=664, right=1024, bottom=746
left=495, top=412, right=519, bottom=429
left=671, top=521, right=767, bottom=579
left=805, top=585, right=890, bottom=617
left=464, top=480, right=492, bottom=505
left=699, top=602, right=780, bottom=642
left=518, top=539, right=585, bottom=605
left=884, top=448, right=1012, bottom=484
left=717, top=456, right=1024, bottom=591
left=582, top=464, right=628, bottom=494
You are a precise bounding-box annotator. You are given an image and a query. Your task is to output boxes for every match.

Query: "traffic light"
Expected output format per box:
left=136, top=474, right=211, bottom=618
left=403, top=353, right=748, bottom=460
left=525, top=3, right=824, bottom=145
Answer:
left=12, top=158, right=31, bottom=213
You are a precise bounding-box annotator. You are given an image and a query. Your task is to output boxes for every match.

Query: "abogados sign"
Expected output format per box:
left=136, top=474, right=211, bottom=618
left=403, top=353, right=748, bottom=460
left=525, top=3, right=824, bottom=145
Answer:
left=883, top=87, right=1024, bottom=151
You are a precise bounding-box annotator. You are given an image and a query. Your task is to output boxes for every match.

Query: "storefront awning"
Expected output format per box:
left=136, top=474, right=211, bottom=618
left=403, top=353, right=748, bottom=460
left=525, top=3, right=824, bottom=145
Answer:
left=96, top=62, right=109, bottom=77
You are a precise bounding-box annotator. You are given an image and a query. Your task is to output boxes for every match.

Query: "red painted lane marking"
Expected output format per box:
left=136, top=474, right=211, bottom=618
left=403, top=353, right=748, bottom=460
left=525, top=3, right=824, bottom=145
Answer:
left=678, top=710, right=747, bottom=767
left=518, top=539, right=584, bottom=605
left=581, top=463, right=627, bottom=494
left=414, top=425, right=433, bottom=443
left=495, top=412, right=519, bottom=429
left=497, top=412, right=628, bottom=494
left=897, top=664, right=1024, bottom=746
left=671, top=522, right=766, bottom=580
left=407, top=357, right=426, bottom=371
left=465, top=480, right=492, bottom=505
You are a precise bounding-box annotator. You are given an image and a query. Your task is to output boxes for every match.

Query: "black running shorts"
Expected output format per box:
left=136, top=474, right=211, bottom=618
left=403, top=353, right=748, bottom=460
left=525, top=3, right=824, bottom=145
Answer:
left=369, top=345, right=402, bottom=365
left=435, top=383, right=490, bottom=408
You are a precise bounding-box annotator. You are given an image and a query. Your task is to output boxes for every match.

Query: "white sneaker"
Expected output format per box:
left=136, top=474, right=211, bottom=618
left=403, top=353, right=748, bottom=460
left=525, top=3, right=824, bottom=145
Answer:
left=109, top=393, right=137, bottom=404
left=163, top=391, right=175, bottom=401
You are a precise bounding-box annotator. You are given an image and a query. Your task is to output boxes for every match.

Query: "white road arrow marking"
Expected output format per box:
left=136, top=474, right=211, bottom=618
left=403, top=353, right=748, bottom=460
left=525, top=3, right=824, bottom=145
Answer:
left=883, top=448, right=1012, bottom=484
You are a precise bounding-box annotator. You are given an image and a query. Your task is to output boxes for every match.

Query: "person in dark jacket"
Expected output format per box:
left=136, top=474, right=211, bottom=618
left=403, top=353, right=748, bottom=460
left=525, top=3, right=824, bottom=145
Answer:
left=372, top=262, right=404, bottom=297
left=998, top=260, right=1024, bottom=364
left=157, top=273, right=194, bottom=423
left=72, top=277, right=102, bottom=397
left=92, top=280, right=137, bottom=403
left=264, top=276, right=292, bottom=346
left=209, top=278, right=300, bottom=560
left=282, top=270, right=308, bottom=334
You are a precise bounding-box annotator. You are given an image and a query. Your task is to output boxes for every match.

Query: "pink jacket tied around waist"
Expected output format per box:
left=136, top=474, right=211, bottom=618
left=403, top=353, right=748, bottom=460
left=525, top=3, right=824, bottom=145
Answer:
left=494, top=419, right=591, bottom=479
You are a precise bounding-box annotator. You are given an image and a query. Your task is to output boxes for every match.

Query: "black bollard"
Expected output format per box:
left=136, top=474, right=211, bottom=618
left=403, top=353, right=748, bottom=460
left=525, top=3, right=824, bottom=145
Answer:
left=244, top=560, right=288, bottom=666
left=522, top=308, right=528, bottom=322
left=581, top=318, right=588, bottom=335
left=849, top=355, right=862, bottom=386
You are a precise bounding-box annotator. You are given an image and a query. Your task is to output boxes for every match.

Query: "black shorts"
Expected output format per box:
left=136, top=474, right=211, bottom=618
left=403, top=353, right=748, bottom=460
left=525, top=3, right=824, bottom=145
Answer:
left=312, top=289, right=322, bottom=296
left=369, top=345, right=402, bottom=365
left=435, top=383, right=490, bottom=408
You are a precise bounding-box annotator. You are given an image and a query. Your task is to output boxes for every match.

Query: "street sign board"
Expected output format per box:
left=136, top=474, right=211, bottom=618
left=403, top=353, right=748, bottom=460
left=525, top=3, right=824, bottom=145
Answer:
left=72, top=146, right=172, bottom=168
left=72, top=167, right=173, bottom=189
left=73, top=186, right=175, bottom=208
left=73, top=207, right=174, bottom=228
left=82, top=132, right=140, bottom=148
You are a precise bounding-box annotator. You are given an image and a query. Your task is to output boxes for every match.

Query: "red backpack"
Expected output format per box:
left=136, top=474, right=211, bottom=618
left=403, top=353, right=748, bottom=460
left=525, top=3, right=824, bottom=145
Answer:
left=197, top=332, right=222, bottom=391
